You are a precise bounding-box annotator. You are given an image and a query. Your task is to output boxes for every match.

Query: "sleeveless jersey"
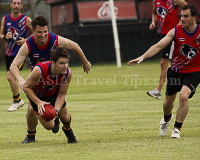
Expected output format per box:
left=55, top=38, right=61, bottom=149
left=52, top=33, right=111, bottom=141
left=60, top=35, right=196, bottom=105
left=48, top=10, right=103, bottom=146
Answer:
left=26, top=32, right=58, bottom=70
left=170, top=25, right=200, bottom=73
left=32, top=61, right=69, bottom=98
left=154, top=0, right=178, bottom=34
left=4, top=14, right=28, bottom=56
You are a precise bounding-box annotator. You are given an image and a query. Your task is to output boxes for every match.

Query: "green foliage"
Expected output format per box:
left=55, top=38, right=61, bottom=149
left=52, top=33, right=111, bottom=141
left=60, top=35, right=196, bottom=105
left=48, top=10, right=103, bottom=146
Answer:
left=0, top=61, right=200, bottom=159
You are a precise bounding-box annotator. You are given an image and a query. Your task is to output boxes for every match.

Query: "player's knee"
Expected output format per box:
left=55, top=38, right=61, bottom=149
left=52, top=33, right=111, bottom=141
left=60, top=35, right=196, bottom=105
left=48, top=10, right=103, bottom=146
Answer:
left=160, top=61, right=168, bottom=70
left=179, top=93, right=188, bottom=104
left=6, top=74, right=13, bottom=82
left=164, top=99, right=173, bottom=107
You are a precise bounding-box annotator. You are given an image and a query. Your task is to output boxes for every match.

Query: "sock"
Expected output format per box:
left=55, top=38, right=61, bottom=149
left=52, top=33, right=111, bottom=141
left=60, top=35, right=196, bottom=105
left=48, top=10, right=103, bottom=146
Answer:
left=13, top=94, right=21, bottom=103
left=164, top=113, right=172, bottom=122
left=174, top=121, right=183, bottom=131
left=62, top=114, right=71, bottom=131
left=27, top=130, right=36, bottom=136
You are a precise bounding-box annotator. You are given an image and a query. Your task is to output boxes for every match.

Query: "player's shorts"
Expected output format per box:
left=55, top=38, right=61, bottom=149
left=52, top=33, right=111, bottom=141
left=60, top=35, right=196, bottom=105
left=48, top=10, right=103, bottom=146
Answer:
left=6, top=55, right=25, bottom=71
left=159, top=34, right=174, bottom=60
left=166, top=68, right=200, bottom=99
left=28, top=93, right=66, bottom=112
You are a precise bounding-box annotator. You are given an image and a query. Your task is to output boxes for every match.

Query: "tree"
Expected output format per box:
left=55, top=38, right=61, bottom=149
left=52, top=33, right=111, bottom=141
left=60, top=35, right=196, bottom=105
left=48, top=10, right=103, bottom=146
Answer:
left=28, top=0, right=43, bottom=18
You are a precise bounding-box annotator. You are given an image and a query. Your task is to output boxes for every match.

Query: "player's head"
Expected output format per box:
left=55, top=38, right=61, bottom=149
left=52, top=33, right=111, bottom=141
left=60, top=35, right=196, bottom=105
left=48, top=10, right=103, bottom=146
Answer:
left=181, top=4, right=198, bottom=28
left=31, top=15, right=49, bottom=44
left=10, top=0, right=23, bottom=14
left=31, top=15, right=49, bottom=30
left=51, top=47, right=71, bottom=74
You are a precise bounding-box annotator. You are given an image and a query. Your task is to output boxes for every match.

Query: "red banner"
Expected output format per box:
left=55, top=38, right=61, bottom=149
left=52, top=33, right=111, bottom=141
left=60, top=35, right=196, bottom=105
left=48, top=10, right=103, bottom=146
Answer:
left=51, top=3, right=73, bottom=27
left=77, top=1, right=137, bottom=22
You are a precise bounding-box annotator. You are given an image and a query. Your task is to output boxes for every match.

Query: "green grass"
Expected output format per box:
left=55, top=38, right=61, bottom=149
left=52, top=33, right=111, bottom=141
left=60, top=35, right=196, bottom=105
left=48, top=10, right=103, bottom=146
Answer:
left=0, top=61, right=200, bottom=160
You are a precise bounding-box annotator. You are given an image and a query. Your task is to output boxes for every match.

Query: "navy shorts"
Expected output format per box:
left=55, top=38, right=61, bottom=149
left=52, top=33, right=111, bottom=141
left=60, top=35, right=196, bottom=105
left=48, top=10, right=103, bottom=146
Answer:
left=159, top=34, right=174, bottom=60
left=166, top=68, right=200, bottom=99
left=6, top=55, right=24, bottom=71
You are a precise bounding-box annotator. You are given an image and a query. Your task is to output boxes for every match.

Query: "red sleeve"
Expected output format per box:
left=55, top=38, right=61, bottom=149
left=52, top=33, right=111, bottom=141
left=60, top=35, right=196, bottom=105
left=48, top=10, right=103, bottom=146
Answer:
left=26, top=40, right=30, bottom=55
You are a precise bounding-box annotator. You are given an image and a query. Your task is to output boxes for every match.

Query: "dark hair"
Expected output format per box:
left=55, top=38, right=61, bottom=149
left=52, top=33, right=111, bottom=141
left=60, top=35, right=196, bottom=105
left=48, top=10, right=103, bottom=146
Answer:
left=11, top=0, right=23, bottom=4
left=31, top=15, right=48, bottom=30
left=50, top=47, right=71, bottom=63
left=182, top=4, right=198, bottom=17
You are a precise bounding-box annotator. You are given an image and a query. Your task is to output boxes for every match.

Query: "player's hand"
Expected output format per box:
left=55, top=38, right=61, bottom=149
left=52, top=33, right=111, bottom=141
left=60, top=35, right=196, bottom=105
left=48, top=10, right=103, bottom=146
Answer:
left=5, top=32, right=12, bottom=40
left=37, top=101, right=50, bottom=116
left=127, top=56, right=144, bottom=66
left=18, top=77, right=25, bottom=93
left=149, top=23, right=155, bottom=30
left=83, top=60, right=91, bottom=74
left=16, top=37, right=26, bottom=46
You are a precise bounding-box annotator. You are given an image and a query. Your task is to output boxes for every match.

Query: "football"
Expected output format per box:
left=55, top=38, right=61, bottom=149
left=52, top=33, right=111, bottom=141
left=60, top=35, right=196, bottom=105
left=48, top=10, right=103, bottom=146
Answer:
left=41, top=104, right=57, bottom=121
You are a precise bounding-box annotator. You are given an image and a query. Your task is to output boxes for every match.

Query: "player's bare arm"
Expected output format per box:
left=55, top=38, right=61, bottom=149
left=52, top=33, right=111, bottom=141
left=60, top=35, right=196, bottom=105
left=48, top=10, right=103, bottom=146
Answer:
left=16, top=17, right=33, bottom=46
left=58, top=36, right=91, bottom=73
left=23, top=66, right=49, bottom=115
left=10, top=43, right=29, bottom=88
left=149, top=0, right=156, bottom=30
left=54, top=69, right=72, bottom=111
left=175, top=0, right=187, bottom=25
left=0, top=17, right=12, bottom=40
left=128, top=29, right=175, bottom=66
left=0, top=17, right=5, bottom=39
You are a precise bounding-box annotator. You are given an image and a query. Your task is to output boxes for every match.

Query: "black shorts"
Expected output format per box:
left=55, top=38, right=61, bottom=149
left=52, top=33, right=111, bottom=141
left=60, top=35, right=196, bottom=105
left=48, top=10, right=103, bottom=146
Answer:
left=159, top=34, right=174, bottom=60
left=166, top=68, right=200, bottom=99
left=28, top=93, right=66, bottom=112
left=6, top=55, right=25, bottom=71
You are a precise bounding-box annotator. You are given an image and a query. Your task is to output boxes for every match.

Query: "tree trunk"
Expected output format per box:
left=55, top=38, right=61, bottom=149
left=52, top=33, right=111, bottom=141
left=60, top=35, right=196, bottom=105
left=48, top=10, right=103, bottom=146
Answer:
left=28, top=0, right=37, bottom=18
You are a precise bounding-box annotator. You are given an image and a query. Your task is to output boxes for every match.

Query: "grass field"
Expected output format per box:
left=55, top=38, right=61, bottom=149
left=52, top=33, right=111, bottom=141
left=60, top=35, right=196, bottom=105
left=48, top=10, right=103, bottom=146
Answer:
left=0, top=61, right=200, bottom=160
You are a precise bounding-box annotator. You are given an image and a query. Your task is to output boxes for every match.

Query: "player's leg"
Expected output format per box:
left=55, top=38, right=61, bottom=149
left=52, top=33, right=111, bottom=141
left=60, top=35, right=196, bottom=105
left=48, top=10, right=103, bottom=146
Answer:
left=147, top=35, right=173, bottom=100
left=171, top=75, right=199, bottom=138
left=22, top=102, right=38, bottom=143
left=157, top=58, right=169, bottom=92
left=160, top=68, right=181, bottom=136
left=37, top=116, right=55, bottom=130
left=59, top=106, right=77, bottom=143
left=160, top=94, right=176, bottom=136
left=6, top=56, right=24, bottom=111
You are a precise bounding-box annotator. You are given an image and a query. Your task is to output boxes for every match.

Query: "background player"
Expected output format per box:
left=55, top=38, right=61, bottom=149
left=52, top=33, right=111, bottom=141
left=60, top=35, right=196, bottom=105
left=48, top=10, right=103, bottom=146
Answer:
left=0, top=0, right=32, bottom=111
left=147, top=0, right=187, bottom=99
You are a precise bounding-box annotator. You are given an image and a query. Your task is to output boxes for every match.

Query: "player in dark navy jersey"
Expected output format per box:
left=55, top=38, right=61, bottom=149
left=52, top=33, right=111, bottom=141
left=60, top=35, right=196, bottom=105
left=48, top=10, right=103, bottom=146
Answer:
left=128, top=5, right=199, bottom=138
left=23, top=47, right=77, bottom=143
left=0, top=0, right=32, bottom=111
left=10, top=15, right=91, bottom=143
left=147, top=0, right=187, bottom=99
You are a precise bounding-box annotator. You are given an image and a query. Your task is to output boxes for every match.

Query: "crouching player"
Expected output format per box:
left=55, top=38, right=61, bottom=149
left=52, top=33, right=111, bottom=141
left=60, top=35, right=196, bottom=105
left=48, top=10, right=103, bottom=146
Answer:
left=23, top=47, right=77, bottom=143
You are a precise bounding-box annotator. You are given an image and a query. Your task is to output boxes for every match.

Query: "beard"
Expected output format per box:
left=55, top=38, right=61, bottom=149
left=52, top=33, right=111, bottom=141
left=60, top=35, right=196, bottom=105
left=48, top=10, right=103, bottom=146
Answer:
left=12, top=8, right=20, bottom=14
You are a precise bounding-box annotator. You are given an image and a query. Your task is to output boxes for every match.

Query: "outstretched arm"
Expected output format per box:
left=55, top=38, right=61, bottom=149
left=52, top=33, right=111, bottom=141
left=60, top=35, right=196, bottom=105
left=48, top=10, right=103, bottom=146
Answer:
left=58, top=36, right=91, bottom=73
left=127, top=29, right=175, bottom=66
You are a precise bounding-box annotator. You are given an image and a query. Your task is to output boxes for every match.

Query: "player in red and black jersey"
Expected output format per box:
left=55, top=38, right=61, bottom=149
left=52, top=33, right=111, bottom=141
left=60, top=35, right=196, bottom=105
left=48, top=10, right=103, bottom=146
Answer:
left=128, top=5, right=199, bottom=138
left=23, top=47, right=77, bottom=143
left=10, top=15, right=91, bottom=144
left=147, top=0, right=187, bottom=99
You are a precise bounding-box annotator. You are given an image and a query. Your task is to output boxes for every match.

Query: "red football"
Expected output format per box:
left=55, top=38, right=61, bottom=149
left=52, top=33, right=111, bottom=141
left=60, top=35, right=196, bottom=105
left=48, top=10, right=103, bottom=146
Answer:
left=41, top=104, right=56, bottom=121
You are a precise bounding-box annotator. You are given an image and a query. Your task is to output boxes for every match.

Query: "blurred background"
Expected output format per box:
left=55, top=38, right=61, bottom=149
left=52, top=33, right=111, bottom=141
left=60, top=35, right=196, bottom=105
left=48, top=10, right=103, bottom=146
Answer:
left=0, top=0, right=199, bottom=65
